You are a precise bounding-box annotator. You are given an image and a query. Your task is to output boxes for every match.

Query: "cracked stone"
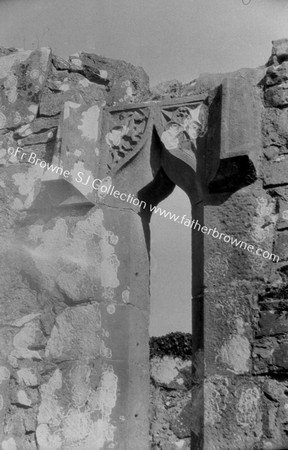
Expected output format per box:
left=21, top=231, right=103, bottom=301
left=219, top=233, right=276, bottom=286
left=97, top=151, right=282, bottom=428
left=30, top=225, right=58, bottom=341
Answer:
left=17, top=390, right=32, bottom=407
left=170, top=401, right=192, bottom=439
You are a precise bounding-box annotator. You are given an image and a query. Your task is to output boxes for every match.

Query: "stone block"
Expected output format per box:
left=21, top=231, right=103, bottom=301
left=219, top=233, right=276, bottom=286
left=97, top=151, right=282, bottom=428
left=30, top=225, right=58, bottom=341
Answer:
left=265, top=84, right=288, bottom=107
left=269, top=186, right=288, bottom=202
left=15, top=116, right=59, bottom=136
left=265, top=62, right=288, bottom=86
left=274, top=231, right=288, bottom=261
left=263, top=378, right=287, bottom=402
left=17, top=368, right=39, bottom=387
left=150, top=79, right=182, bottom=99
left=0, top=48, right=51, bottom=130
left=19, top=129, right=57, bottom=146
left=39, top=70, right=105, bottom=116
left=263, top=107, right=288, bottom=148
left=258, top=311, right=288, bottom=337
left=220, top=77, right=262, bottom=164
left=69, top=52, right=150, bottom=104
left=204, top=191, right=277, bottom=282
left=170, top=401, right=192, bottom=439
left=253, top=336, right=288, bottom=373
left=277, top=198, right=288, bottom=230
left=45, top=304, right=102, bottom=360
left=23, top=409, right=37, bottom=433
left=204, top=378, right=263, bottom=450
left=261, top=378, right=288, bottom=449
left=272, top=39, right=288, bottom=61
left=150, top=356, right=191, bottom=390
left=252, top=337, right=278, bottom=374
left=51, top=100, right=104, bottom=203
left=39, top=87, right=83, bottom=116
left=273, top=342, right=288, bottom=370
left=263, top=157, right=288, bottom=186
left=263, top=146, right=279, bottom=161
left=52, top=54, right=70, bottom=71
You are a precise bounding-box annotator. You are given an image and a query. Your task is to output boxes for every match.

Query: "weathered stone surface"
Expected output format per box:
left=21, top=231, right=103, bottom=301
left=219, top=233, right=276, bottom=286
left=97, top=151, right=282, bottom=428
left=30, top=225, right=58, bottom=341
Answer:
left=52, top=54, right=70, bottom=71
left=258, top=311, right=288, bottom=337
left=45, top=304, right=102, bottom=360
left=265, top=62, right=288, bottom=86
left=39, top=86, right=83, bottom=116
left=272, top=39, right=288, bottom=61
left=150, top=79, right=182, bottom=99
left=39, top=71, right=105, bottom=116
left=17, top=368, right=39, bottom=387
left=170, top=401, right=192, bottom=439
left=205, top=378, right=263, bottom=450
left=262, top=157, right=288, bottom=186
left=181, top=66, right=266, bottom=99
left=263, top=145, right=279, bottom=161
left=265, top=84, right=288, bottom=107
left=253, top=337, right=288, bottom=373
left=220, top=77, right=262, bottom=164
left=273, top=343, right=288, bottom=370
left=274, top=230, right=288, bottom=261
left=150, top=372, right=191, bottom=448
left=0, top=47, right=18, bottom=57
left=18, top=129, right=57, bottom=146
left=150, top=356, right=191, bottom=390
left=270, top=189, right=288, bottom=230
left=0, top=48, right=51, bottom=129
left=149, top=335, right=192, bottom=449
left=15, top=116, right=59, bottom=136
left=262, top=378, right=288, bottom=449
left=277, top=205, right=288, bottom=230
left=68, top=52, right=150, bottom=105
left=262, top=108, right=288, bottom=148
left=262, top=108, right=288, bottom=152
left=15, top=390, right=32, bottom=407
left=47, top=100, right=104, bottom=201
left=0, top=133, right=150, bottom=449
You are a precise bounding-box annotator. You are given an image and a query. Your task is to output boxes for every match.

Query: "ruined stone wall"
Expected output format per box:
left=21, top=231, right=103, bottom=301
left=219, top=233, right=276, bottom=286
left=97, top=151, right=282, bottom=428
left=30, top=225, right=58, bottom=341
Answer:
left=149, top=333, right=192, bottom=450
left=199, top=39, right=288, bottom=450
left=0, top=48, right=152, bottom=450
left=253, top=40, right=288, bottom=448
left=1, top=40, right=288, bottom=450
left=150, top=356, right=191, bottom=450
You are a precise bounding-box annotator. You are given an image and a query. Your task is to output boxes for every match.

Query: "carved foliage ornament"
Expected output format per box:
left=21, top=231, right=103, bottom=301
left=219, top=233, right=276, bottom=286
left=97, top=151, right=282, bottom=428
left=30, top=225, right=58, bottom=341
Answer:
left=160, top=103, right=207, bottom=151
left=105, top=107, right=150, bottom=172
left=104, top=100, right=207, bottom=175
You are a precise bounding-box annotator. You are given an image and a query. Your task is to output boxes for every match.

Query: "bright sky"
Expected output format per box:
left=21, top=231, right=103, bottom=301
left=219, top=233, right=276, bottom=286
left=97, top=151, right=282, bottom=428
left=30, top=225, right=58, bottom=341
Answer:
left=0, top=0, right=287, bottom=335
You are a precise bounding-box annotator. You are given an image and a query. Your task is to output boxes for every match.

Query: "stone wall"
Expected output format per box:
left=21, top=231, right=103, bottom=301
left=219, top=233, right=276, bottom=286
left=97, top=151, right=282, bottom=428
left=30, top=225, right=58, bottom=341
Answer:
left=0, top=40, right=288, bottom=450
left=0, top=47, right=152, bottom=450
left=149, top=333, right=192, bottom=450
left=253, top=39, right=288, bottom=449
left=200, top=39, right=288, bottom=450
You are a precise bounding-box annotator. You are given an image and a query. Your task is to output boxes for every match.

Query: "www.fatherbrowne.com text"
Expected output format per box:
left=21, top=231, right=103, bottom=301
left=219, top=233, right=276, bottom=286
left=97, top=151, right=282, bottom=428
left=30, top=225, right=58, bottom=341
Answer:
left=8, top=146, right=280, bottom=262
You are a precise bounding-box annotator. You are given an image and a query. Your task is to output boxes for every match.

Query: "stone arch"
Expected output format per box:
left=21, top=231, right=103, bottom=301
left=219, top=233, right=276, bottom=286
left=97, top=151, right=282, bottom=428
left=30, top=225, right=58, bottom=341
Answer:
left=0, top=45, right=273, bottom=450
